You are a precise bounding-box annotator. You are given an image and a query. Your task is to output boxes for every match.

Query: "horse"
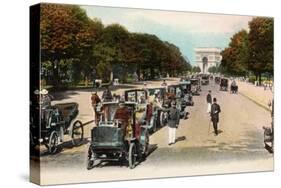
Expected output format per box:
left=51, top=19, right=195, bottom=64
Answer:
left=91, top=92, right=102, bottom=126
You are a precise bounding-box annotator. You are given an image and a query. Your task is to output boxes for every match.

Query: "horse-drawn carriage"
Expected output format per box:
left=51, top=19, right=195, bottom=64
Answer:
left=190, top=78, right=201, bottom=95
left=87, top=101, right=149, bottom=170
left=230, top=80, right=238, bottom=94
left=220, top=78, right=229, bottom=91
left=30, top=102, right=84, bottom=154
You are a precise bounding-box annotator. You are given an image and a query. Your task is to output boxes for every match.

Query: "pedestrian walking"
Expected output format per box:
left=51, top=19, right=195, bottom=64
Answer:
left=210, top=98, right=221, bottom=136
left=206, top=90, right=212, bottom=113
left=166, top=101, right=180, bottom=145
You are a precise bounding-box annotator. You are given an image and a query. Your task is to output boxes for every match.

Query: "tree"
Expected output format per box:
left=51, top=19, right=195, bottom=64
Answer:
left=248, top=17, right=273, bottom=84
left=220, top=29, right=249, bottom=76
left=208, top=66, right=219, bottom=74
left=192, top=66, right=201, bottom=73
left=40, top=4, right=101, bottom=87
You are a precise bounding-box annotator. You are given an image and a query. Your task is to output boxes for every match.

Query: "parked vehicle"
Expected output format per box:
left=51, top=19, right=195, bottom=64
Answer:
left=201, top=74, right=209, bottom=85
left=220, top=78, right=229, bottom=91
left=167, top=84, right=188, bottom=119
left=124, top=89, right=160, bottom=133
left=215, top=76, right=221, bottom=84
left=87, top=101, right=149, bottom=170
left=179, top=81, right=194, bottom=106
left=190, top=78, right=201, bottom=95
left=31, top=102, right=84, bottom=154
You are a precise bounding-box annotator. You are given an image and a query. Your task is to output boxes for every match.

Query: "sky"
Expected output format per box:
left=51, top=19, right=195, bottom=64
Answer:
left=81, top=5, right=253, bottom=65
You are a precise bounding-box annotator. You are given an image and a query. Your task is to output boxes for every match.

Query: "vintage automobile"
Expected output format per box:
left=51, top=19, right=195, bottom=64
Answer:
left=31, top=102, right=84, bottom=154
left=190, top=78, right=201, bottom=95
left=87, top=101, right=149, bottom=170
left=179, top=81, right=194, bottom=106
left=220, top=78, right=229, bottom=91
left=166, top=84, right=188, bottom=119
left=215, top=76, right=221, bottom=84
left=124, top=89, right=160, bottom=133
left=201, top=74, right=209, bottom=85
left=146, top=86, right=169, bottom=127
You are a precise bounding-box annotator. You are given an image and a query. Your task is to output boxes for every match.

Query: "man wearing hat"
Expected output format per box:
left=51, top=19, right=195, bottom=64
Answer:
left=166, top=100, right=180, bottom=145
left=210, top=98, right=221, bottom=136
left=114, top=101, right=131, bottom=135
left=206, top=90, right=212, bottom=113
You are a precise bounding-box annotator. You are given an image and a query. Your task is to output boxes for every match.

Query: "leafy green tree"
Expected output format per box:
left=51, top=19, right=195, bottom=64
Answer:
left=248, top=17, right=273, bottom=83
left=220, top=29, right=249, bottom=76
left=208, top=66, right=219, bottom=74
left=192, top=66, right=201, bottom=73
left=40, top=4, right=100, bottom=87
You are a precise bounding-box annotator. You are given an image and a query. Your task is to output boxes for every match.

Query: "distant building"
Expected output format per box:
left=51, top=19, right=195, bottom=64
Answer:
left=195, top=47, right=222, bottom=74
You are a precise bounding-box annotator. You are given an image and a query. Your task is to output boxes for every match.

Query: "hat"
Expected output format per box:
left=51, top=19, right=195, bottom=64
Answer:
left=40, top=89, right=48, bottom=95
left=34, top=89, right=40, bottom=95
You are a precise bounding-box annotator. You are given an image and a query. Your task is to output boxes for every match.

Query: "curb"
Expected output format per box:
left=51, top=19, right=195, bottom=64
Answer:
left=239, top=92, right=271, bottom=112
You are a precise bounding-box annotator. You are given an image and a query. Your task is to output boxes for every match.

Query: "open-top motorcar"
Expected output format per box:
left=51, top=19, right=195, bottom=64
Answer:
left=87, top=101, right=149, bottom=170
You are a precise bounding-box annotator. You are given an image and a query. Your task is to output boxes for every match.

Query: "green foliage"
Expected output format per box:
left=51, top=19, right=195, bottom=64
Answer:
left=208, top=66, right=219, bottom=74
left=221, top=17, right=273, bottom=80
left=221, top=29, right=249, bottom=76
left=192, top=66, right=201, bottom=73
left=248, top=17, right=273, bottom=76
left=40, top=4, right=192, bottom=87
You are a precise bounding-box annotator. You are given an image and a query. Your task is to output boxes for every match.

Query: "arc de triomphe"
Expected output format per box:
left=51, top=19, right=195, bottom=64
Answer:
left=195, top=47, right=222, bottom=74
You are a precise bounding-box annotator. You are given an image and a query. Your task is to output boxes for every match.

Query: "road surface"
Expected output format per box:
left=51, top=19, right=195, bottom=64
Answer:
left=31, top=78, right=273, bottom=185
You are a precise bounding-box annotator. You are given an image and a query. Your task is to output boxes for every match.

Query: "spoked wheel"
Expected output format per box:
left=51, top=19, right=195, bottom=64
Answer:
left=159, top=112, right=165, bottom=127
left=128, top=142, right=137, bottom=169
left=48, top=131, right=58, bottom=154
left=142, top=131, right=150, bottom=159
left=71, top=120, right=84, bottom=146
left=87, top=147, right=97, bottom=170
left=152, top=117, right=157, bottom=133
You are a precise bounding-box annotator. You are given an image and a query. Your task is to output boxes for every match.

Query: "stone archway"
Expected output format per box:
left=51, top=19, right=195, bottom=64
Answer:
left=202, top=57, right=208, bottom=73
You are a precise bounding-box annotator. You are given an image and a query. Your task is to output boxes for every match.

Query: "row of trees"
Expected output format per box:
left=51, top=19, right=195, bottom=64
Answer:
left=220, top=17, right=273, bottom=83
left=40, top=4, right=192, bottom=88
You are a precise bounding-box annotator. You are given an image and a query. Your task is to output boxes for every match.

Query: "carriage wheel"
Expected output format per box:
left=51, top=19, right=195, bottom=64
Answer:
left=142, top=132, right=150, bottom=159
left=87, top=147, right=97, bottom=170
left=129, top=142, right=137, bottom=169
left=71, top=120, right=84, bottom=146
left=159, top=112, right=164, bottom=127
left=48, top=131, right=58, bottom=154
left=152, top=117, right=157, bottom=133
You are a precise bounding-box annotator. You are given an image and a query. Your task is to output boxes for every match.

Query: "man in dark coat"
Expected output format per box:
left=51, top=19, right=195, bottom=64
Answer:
left=210, top=98, right=221, bottom=136
left=102, top=87, right=113, bottom=102
left=166, top=101, right=180, bottom=145
left=206, top=90, right=212, bottom=113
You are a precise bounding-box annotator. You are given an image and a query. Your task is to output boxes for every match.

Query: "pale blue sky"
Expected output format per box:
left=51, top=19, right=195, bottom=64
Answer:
left=81, top=5, right=253, bottom=65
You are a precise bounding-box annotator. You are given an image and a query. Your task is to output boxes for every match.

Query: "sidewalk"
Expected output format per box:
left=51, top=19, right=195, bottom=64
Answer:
left=237, top=80, right=273, bottom=111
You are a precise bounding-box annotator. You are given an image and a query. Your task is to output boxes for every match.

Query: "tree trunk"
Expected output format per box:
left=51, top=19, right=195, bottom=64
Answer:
left=258, top=73, right=262, bottom=86
left=150, top=68, right=155, bottom=79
